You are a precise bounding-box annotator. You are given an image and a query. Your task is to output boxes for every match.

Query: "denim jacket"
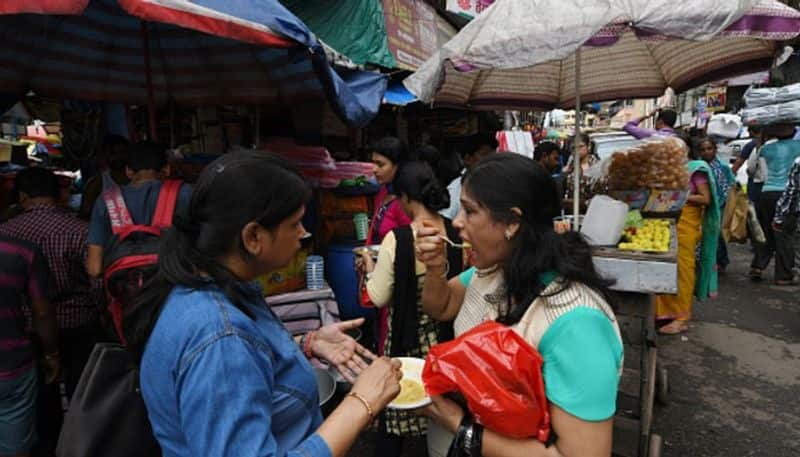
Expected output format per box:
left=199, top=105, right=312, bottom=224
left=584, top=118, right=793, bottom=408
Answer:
left=140, top=284, right=332, bottom=457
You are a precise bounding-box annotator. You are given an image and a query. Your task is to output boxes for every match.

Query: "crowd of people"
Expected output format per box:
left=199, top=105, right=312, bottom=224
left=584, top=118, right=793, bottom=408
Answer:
left=1, top=119, right=797, bottom=457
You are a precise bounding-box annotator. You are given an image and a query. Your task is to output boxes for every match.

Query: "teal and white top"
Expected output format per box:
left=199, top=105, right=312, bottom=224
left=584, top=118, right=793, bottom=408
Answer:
left=456, top=267, right=623, bottom=421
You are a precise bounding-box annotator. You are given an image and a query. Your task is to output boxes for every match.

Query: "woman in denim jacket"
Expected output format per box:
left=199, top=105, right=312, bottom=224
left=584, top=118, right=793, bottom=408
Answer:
left=127, top=151, right=402, bottom=457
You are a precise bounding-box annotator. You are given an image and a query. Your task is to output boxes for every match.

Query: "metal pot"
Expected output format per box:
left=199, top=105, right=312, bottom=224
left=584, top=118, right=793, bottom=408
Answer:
left=313, top=367, right=336, bottom=407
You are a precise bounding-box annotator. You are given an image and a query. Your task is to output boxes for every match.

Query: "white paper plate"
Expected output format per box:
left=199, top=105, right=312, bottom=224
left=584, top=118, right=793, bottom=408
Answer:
left=387, top=357, right=431, bottom=410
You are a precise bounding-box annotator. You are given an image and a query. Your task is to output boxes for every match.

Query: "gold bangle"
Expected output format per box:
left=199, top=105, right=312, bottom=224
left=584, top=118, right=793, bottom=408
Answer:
left=346, top=391, right=374, bottom=423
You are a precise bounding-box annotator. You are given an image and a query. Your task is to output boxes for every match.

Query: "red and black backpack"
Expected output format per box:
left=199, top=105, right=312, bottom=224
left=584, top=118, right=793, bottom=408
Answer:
left=101, top=179, right=182, bottom=343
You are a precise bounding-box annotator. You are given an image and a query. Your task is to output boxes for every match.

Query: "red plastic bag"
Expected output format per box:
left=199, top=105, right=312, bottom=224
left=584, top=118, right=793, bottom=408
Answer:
left=422, top=321, right=550, bottom=441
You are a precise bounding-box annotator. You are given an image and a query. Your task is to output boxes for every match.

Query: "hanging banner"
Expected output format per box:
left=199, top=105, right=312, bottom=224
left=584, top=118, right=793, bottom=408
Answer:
left=383, top=0, right=454, bottom=70
left=445, top=0, right=496, bottom=18
left=706, top=86, right=728, bottom=113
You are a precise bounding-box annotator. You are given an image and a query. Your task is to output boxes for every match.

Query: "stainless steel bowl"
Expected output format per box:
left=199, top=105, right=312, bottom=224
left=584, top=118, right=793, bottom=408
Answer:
left=352, top=245, right=380, bottom=258
left=313, top=367, right=336, bottom=407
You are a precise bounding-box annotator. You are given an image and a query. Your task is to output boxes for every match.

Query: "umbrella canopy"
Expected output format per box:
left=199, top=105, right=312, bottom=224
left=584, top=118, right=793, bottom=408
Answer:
left=405, top=0, right=800, bottom=110
left=0, top=0, right=387, bottom=127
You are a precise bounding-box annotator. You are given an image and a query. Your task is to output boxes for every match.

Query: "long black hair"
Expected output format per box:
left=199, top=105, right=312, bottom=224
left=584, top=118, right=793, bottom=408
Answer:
left=393, top=161, right=450, bottom=212
left=418, top=144, right=463, bottom=187
left=370, top=136, right=412, bottom=164
left=125, top=150, right=311, bottom=355
left=462, top=154, right=613, bottom=325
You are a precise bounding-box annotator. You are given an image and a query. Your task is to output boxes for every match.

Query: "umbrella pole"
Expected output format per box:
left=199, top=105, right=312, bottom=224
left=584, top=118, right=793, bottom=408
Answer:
left=572, top=47, right=581, bottom=227
left=141, top=21, right=158, bottom=141
left=254, top=105, right=261, bottom=148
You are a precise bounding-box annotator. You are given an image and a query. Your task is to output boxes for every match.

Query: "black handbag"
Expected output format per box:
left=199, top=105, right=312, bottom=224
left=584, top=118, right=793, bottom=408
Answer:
left=56, top=343, right=161, bottom=457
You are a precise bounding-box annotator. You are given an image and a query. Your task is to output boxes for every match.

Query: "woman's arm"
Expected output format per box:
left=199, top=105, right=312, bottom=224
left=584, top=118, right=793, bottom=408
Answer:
left=425, top=396, right=612, bottom=457
left=484, top=405, right=612, bottom=457
left=421, top=270, right=466, bottom=322
left=364, top=232, right=397, bottom=308
left=416, top=221, right=466, bottom=321
left=687, top=180, right=711, bottom=206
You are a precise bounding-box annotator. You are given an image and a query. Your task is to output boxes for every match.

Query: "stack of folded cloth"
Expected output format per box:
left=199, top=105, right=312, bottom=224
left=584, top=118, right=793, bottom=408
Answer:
left=742, top=83, right=800, bottom=125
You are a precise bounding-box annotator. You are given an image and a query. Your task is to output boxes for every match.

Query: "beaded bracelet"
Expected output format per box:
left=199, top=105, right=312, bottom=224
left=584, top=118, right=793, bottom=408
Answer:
left=302, top=331, right=316, bottom=359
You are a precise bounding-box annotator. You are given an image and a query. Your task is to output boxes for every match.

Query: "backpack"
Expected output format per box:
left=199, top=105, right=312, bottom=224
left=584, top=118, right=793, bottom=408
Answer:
left=101, top=179, right=182, bottom=343
left=56, top=343, right=161, bottom=457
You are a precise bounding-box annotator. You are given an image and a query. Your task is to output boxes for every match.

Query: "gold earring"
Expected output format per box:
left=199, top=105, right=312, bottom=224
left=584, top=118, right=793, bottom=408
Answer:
left=505, top=230, right=513, bottom=240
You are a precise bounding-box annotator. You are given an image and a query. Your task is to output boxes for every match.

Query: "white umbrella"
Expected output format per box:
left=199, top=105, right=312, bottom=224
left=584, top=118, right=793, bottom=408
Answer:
left=405, top=0, right=800, bottom=220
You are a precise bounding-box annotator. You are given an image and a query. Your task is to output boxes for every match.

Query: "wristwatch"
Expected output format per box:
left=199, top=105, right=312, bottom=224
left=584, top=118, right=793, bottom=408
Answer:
left=463, top=424, right=474, bottom=455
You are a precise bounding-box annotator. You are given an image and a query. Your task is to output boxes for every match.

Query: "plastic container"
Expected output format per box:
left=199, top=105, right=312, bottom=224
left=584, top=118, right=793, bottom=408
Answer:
left=305, top=255, right=325, bottom=290
left=326, top=243, right=375, bottom=320
left=580, top=195, right=629, bottom=246
left=353, top=213, right=369, bottom=241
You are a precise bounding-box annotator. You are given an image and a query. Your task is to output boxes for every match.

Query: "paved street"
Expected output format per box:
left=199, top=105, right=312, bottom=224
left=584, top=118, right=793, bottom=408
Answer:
left=653, top=242, right=800, bottom=457
left=348, top=243, right=800, bottom=457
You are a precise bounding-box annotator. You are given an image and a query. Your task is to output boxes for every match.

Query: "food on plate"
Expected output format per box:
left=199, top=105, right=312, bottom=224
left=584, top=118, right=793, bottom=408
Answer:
left=619, top=219, right=671, bottom=252
left=394, top=378, right=426, bottom=405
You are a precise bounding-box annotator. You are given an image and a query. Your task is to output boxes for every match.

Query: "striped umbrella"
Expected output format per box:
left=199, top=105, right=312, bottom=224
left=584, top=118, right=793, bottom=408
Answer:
left=0, top=0, right=387, bottom=129
left=405, top=0, right=800, bottom=110
left=404, top=0, right=800, bottom=222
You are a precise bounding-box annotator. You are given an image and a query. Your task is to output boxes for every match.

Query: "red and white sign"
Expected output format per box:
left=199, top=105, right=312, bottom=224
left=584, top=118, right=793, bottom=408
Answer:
left=445, top=0, right=495, bottom=18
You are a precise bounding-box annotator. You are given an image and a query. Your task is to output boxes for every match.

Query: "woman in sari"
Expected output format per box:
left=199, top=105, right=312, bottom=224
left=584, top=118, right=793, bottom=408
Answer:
left=416, top=154, right=622, bottom=457
left=361, top=161, right=463, bottom=457
left=697, top=138, right=735, bottom=273
left=656, top=140, right=721, bottom=334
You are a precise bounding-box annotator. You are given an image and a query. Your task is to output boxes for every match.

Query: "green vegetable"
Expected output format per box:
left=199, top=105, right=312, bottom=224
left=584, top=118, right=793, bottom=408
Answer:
left=624, top=209, right=644, bottom=230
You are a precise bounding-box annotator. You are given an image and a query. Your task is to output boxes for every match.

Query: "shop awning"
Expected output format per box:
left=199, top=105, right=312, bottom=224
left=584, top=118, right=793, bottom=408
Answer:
left=0, top=0, right=388, bottom=127
left=383, top=81, right=418, bottom=106
left=281, top=0, right=397, bottom=69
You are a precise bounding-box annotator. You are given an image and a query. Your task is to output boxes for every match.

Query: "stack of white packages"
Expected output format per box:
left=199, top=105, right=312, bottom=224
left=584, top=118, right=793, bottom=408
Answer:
left=744, top=83, right=800, bottom=108
left=742, top=83, right=800, bottom=125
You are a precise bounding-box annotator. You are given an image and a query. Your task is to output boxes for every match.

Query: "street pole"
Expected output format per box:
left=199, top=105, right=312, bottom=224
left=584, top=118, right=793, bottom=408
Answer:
left=573, top=47, right=582, bottom=226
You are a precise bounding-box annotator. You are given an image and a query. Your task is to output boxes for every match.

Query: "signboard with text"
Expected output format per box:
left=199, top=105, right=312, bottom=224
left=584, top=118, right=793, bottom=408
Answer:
left=705, top=86, right=728, bottom=113
left=383, top=0, right=444, bottom=70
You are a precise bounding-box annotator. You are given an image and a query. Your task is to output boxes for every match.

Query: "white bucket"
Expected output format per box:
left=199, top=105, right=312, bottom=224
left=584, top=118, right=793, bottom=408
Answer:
left=580, top=196, right=629, bottom=246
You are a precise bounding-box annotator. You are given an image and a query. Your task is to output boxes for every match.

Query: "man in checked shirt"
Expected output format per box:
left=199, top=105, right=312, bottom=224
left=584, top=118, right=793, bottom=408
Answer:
left=0, top=167, right=104, bottom=398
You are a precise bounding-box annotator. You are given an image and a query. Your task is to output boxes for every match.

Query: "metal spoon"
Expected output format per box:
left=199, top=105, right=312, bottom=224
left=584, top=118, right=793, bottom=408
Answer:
left=438, top=235, right=471, bottom=250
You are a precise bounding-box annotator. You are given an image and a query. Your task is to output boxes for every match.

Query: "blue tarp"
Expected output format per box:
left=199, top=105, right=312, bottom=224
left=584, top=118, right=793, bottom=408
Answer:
left=383, top=81, right=418, bottom=106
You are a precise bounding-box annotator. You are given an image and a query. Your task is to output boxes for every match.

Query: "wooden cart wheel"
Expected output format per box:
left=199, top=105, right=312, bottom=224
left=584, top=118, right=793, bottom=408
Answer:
left=656, top=363, right=669, bottom=405
left=648, top=433, right=663, bottom=457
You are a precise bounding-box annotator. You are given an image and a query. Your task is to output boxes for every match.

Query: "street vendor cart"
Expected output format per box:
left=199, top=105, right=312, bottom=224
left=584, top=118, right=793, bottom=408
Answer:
left=592, top=220, right=677, bottom=457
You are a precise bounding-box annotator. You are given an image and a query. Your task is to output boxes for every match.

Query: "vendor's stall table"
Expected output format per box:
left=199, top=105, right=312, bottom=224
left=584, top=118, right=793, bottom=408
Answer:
left=593, top=221, right=676, bottom=457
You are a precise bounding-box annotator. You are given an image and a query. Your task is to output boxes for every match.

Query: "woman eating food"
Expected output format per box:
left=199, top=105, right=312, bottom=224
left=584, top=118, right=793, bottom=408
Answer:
left=416, top=153, right=622, bottom=457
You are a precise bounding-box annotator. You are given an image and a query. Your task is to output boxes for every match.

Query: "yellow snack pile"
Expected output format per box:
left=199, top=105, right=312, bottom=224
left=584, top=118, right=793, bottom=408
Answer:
left=618, top=219, right=671, bottom=252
